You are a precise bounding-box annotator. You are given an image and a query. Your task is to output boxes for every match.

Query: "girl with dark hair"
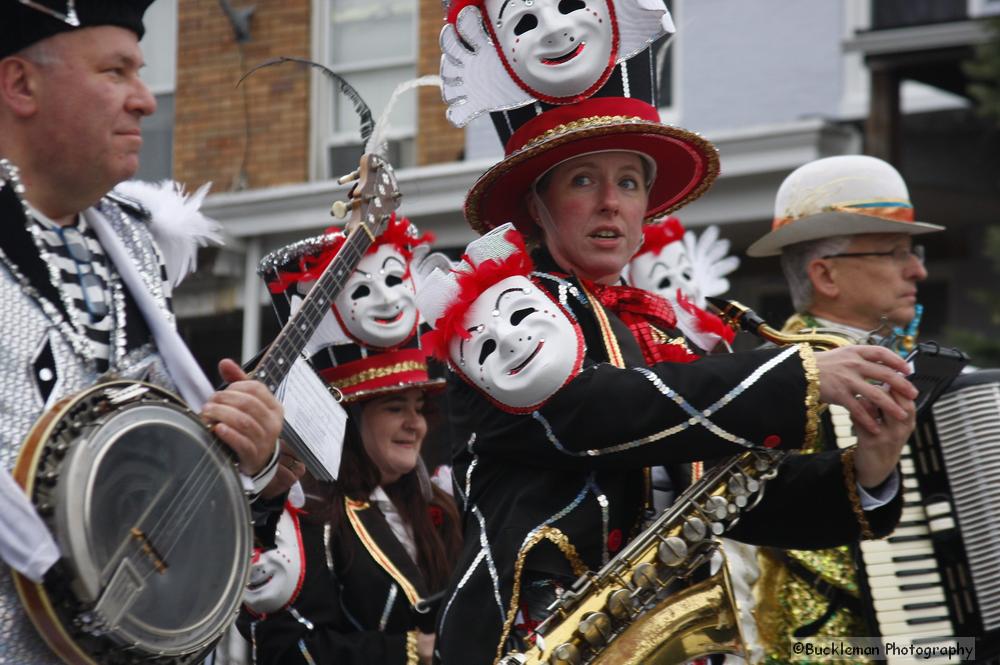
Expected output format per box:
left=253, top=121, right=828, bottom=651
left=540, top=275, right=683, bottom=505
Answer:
left=239, top=369, right=460, bottom=665
left=239, top=220, right=461, bottom=665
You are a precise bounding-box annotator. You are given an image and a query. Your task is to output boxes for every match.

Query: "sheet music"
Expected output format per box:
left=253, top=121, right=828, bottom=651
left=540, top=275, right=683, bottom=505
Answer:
left=275, top=355, right=347, bottom=481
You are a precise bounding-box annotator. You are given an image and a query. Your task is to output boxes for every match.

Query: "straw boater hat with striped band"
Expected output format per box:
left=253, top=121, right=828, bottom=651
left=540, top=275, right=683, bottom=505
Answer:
left=747, top=155, right=944, bottom=257
left=258, top=217, right=445, bottom=403
left=464, top=96, right=720, bottom=235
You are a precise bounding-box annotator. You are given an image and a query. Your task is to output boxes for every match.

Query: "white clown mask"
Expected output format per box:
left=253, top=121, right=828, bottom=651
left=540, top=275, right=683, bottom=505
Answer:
left=629, top=241, right=700, bottom=307
left=244, top=508, right=305, bottom=615
left=332, top=245, right=419, bottom=349
left=484, top=0, right=615, bottom=100
left=449, top=275, right=582, bottom=411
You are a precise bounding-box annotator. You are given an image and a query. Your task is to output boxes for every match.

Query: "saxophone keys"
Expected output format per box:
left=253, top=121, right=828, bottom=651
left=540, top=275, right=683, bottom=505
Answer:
left=631, top=562, right=658, bottom=589
left=729, top=474, right=749, bottom=496
left=577, top=611, right=612, bottom=647
left=549, top=642, right=582, bottom=665
left=657, top=536, right=688, bottom=566
left=682, top=517, right=707, bottom=542
left=703, top=495, right=729, bottom=520
left=606, top=588, right=635, bottom=620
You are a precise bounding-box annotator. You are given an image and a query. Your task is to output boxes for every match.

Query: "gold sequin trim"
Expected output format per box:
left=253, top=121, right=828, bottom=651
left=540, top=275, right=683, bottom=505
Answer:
left=406, top=630, right=419, bottom=665
left=494, top=526, right=588, bottom=664
left=840, top=446, right=876, bottom=540
left=328, top=360, right=427, bottom=390
left=345, top=498, right=422, bottom=605
left=522, top=115, right=643, bottom=150
left=798, top=344, right=821, bottom=451
left=340, top=378, right=446, bottom=403
left=577, top=281, right=624, bottom=368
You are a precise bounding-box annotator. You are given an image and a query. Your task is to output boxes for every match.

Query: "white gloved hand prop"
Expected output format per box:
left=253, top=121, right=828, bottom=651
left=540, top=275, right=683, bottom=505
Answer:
left=440, top=5, right=533, bottom=127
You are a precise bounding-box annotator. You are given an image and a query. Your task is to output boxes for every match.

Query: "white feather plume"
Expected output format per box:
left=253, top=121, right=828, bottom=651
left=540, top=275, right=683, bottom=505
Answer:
left=365, top=76, right=443, bottom=157
left=114, top=180, right=223, bottom=288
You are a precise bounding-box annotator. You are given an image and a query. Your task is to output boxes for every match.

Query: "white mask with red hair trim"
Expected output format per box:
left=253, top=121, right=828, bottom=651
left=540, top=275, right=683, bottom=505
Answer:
left=440, top=0, right=674, bottom=125
left=418, top=223, right=584, bottom=412
left=629, top=217, right=700, bottom=305
left=628, top=217, right=738, bottom=352
left=244, top=505, right=306, bottom=616
left=267, top=214, right=432, bottom=352
left=332, top=244, right=418, bottom=349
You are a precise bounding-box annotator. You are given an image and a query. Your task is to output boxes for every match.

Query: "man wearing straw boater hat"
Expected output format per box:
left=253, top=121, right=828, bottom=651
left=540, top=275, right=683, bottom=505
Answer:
left=747, top=155, right=943, bottom=662
left=748, top=154, right=941, bottom=340
left=0, top=2, right=290, bottom=661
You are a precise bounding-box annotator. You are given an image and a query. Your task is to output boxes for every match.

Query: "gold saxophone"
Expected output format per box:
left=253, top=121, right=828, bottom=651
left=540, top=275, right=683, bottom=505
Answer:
left=499, top=299, right=853, bottom=665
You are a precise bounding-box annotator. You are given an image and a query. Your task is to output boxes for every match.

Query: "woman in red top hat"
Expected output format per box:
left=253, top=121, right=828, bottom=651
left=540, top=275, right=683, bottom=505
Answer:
left=424, top=12, right=918, bottom=659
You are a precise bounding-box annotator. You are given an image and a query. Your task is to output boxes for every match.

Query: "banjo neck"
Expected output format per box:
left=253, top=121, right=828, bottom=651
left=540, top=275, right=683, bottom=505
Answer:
left=251, top=153, right=400, bottom=394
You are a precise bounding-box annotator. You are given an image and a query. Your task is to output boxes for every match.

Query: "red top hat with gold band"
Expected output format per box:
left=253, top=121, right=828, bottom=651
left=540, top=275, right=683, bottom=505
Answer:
left=318, top=346, right=443, bottom=403
left=464, top=96, right=720, bottom=235
left=258, top=216, right=445, bottom=404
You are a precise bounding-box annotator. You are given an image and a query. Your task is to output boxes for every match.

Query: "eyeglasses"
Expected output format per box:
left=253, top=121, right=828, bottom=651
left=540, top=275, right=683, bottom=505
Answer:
left=55, top=226, right=110, bottom=322
left=822, top=244, right=925, bottom=265
left=18, top=1, right=79, bottom=27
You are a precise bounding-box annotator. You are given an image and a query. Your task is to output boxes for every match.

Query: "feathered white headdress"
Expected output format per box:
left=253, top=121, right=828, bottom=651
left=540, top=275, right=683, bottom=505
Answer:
left=113, top=180, right=223, bottom=288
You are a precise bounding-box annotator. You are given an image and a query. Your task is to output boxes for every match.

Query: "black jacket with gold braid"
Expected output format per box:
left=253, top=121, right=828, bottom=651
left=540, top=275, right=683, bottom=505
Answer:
left=433, top=252, right=902, bottom=665
left=239, top=498, right=451, bottom=665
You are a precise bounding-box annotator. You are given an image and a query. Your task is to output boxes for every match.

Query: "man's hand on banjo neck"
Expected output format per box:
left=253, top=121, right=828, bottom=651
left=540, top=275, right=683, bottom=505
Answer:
left=202, top=358, right=294, bottom=494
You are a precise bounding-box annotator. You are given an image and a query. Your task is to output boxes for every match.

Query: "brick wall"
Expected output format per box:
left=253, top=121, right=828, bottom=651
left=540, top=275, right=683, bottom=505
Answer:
left=416, top=0, right=465, bottom=165
left=174, top=0, right=311, bottom=191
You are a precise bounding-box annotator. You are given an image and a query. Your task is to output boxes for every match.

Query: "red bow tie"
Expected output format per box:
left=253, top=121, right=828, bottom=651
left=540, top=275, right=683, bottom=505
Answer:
left=583, top=280, right=697, bottom=365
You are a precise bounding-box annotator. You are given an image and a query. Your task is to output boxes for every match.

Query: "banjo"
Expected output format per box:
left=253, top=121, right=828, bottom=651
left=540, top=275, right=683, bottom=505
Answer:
left=11, top=153, right=401, bottom=664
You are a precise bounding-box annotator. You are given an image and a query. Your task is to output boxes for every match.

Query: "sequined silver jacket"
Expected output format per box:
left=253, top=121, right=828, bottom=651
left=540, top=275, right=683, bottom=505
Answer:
left=0, top=192, right=176, bottom=663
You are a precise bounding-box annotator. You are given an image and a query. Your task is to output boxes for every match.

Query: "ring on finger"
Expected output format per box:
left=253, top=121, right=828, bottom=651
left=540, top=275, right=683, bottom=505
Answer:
left=853, top=393, right=865, bottom=401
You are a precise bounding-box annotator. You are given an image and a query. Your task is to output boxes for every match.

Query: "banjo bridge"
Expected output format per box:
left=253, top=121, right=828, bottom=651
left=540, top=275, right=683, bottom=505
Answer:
left=130, top=527, right=168, bottom=573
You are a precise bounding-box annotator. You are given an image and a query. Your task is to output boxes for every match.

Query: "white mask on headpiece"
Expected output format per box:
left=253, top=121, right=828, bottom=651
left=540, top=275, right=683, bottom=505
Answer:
left=449, top=275, right=582, bottom=410
left=629, top=241, right=700, bottom=306
left=333, top=245, right=418, bottom=349
left=244, top=509, right=304, bottom=615
left=484, top=0, right=615, bottom=100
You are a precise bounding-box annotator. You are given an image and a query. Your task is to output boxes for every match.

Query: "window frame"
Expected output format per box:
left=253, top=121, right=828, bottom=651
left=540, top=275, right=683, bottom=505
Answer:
left=652, top=0, right=679, bottom=124
left=310, top=0, right=419, bottom=181
left=969, top=0, right=1000, bottom=17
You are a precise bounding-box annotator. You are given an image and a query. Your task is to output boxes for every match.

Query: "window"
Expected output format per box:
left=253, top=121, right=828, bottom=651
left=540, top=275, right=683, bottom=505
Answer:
left=137, top=0, right=177, bottom=181
left=970, top=0, right=1000, bottom=17
left=316, top=0, right=417, bottom=179
left=650, top=0, right=676, bottom=117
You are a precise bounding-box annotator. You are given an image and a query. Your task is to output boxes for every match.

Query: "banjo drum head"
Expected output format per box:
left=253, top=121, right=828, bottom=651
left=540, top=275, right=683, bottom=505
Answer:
left=36, top=382, right=251, bottom=659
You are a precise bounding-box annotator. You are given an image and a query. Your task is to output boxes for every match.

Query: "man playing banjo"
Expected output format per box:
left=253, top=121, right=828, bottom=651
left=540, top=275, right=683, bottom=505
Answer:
left=0, top=1, right=296, bottom=661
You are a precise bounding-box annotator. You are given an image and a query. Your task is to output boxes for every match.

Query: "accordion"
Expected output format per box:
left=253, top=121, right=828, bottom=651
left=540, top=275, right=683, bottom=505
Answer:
left=846, top=367, right=1000, bottom=662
